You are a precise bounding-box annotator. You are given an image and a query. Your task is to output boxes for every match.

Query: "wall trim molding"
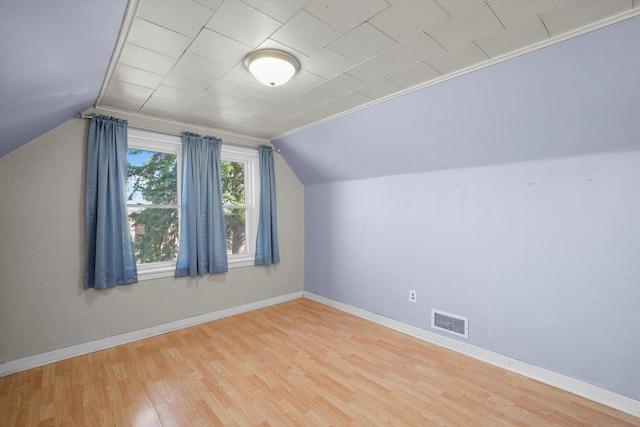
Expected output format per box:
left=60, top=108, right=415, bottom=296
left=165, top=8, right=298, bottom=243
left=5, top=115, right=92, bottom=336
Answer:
left=3, top=290, right=637, bottom=417
left=0, top=291, right=303, bottom=378
left=303, top=291, right=640, bottom=418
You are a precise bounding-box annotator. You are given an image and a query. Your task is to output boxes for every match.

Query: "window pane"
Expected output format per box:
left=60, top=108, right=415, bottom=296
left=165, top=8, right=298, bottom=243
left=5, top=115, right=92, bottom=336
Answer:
left=129, top=207, right=179, bottom=263
left=221, top=161, right=245, bottom=205
left=224, top=207, right=246, bottom=254
left=127, top=150, right=178, bottom=205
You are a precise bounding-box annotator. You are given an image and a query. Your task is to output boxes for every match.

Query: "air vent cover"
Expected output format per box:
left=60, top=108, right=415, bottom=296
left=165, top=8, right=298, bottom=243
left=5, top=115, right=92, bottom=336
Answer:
left=431, top=309, right=468, bottom=339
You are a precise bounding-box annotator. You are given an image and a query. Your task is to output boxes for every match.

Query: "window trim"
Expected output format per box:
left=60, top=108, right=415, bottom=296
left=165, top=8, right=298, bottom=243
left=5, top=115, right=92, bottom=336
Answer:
left=222, top=145, right=259, bottom=268
left=127, top=129, right=259, bottom=280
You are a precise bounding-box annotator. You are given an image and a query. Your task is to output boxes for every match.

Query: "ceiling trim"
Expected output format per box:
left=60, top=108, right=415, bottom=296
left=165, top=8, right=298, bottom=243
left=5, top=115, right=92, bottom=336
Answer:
left=272, top=8, right=640, bottom=142
left=95, top=0, right=141, bottom=106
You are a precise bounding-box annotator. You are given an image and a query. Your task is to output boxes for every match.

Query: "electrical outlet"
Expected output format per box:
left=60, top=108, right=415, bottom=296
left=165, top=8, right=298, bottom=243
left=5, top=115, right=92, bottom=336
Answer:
left=409, top=289, right=417, bottom=303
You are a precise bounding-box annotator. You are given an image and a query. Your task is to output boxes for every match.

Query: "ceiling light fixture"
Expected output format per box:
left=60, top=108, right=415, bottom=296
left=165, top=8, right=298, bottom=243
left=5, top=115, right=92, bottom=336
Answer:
left=244, top=49, right=300, bottom=87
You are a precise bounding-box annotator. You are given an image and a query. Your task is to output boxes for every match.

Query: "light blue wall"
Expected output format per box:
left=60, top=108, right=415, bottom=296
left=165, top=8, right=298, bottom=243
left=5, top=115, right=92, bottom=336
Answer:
left=275, top=16, right=640, bottom=400
left=305, top=151, right=640, bottom=399
left=0, top=0, right=128, bottom=157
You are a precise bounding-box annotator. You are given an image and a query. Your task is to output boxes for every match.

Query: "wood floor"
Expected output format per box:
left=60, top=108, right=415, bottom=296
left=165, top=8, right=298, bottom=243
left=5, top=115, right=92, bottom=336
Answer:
left=1, top=298, right=638, bottom=426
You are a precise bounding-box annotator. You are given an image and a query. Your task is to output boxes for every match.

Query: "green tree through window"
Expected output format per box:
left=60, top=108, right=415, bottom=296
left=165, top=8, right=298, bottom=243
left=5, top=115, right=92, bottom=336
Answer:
left=126, top=129, right=259, bottom=277
left=222, top=160, right=246, bottom=254
left=127, top=153, right=250, bottom=262
left=127, top=150, right=179, bottom=264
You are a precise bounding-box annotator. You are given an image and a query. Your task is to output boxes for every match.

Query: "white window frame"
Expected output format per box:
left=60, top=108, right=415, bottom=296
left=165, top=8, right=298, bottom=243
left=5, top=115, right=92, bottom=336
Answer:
left=222, top=145, right=259, bottom=269
left=128, top=129, right=259, bottom=281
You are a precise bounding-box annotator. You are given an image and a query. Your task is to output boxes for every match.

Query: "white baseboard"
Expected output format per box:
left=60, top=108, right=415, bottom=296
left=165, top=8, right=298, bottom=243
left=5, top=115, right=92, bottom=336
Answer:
left=0, top=291, right=303, bottom=378
left=303, top=291, right=640, bottom=418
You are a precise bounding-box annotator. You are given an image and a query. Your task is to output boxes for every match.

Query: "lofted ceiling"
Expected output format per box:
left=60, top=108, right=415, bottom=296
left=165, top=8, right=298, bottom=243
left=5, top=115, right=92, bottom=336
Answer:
left=1, top=0, right=639, bottom=159
left=98, top=0, right=639, bottom=139
left=0, top=0, right=128, bottom=158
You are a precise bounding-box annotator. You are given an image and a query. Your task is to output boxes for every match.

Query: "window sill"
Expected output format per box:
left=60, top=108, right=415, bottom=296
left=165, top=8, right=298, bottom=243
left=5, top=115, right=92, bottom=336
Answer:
left=136, top=256, right=255, bottom=281
left=228, top=255, right=256, bottom=269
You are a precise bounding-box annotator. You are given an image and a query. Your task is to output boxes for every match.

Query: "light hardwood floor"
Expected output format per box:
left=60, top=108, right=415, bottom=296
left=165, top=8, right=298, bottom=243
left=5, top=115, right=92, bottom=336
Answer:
left=1, top=298, right=638, bottom=426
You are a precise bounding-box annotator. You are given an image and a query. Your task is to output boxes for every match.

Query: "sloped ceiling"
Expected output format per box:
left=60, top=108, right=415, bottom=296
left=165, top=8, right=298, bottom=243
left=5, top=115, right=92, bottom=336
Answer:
left=96, top=0, right=639, bottom=141
left=0, top=0, right=127, bottom=158
left=273, top=14, right=640, bottom=184
left=1, top=0, right=638, bottom=165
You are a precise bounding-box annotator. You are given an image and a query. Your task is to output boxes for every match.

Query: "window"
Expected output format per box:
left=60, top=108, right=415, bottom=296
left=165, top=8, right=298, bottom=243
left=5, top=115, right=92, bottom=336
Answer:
left=127, top=129, right=259, bottom=280
left=220, top=145, right=259, bottom=267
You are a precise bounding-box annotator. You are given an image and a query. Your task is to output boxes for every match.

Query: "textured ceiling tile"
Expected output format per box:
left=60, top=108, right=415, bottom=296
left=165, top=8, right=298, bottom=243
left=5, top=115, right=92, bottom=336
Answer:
left=242, top=0, right=309, bottom=23
left=209, top=77, right=258, bottom=99
left=318, top=74, right=368, bottom=97
left=290, top=104, right=338, bottom=127
left=119, top=44, right=177, bottom=75
left=205, top=0, right=281, bottom=47
left=343, top=53, right=394, bottom=84
left=328, top=23, right=396, bottom=63
left=224, top=62, right=269, bottom=89
left=152, top=85, right=197, bottom=105
left=428, top=43, right=488, bottom=75
left=252, top=84, right=301, bottom=103
left=261, top=99, right=312, bottom=121
left=357, top=79, right=404, bottom=99
left=181, top=101, right=224, bottom=118
left=487, top=0, right=572, bottom=27
left=162, top=72, right=213, bottom=95
left=435, top=0, right=486, bottom=16
left=304, top=0, right=389, bottom=33
left=188, top=30, right=250, bottom=67
left=210, top=114, right=246, bottom=129
left=255, top=39, right=309, bottom=62
left=194, top=0, right=223, bottom=11
left=331, top=91, right=373, bottom=110
left=428, top=3, right=504, bottom=50
left=347, top=33, right=445, bottom=83
left=369, top=0, right=449, bottom=42
left=385, top=32, right=448, bottom=63
left=172, top=53, right=230, bottom=82
left=230, top=115, right=272, bottom=134
left=196, top=90, right=240, bottom=108
left=271, top=11, right=341, bottom=56
left=280, top=70, right=325, bottom=94
left=541, top=0, right=633, bottom=37
left=103, top=80, right=153, bottom=104
left=302, top=48, right=355, bottom=79
left=136, top=0, right=215, bottom=37
left=127, top=18, right=192, bottom=59
left=476, top=17, right=549, bottom=58
left=100, top=94, right=147, bottom=112
left=388, top=63, right=441, bottom=88
left=294, top=87, right=336, bottom=106
left=140, top=97, right=185, bottom=116
left=113, top=64, right=164, bottom=89
left=311, top=99, right=354, bottom=119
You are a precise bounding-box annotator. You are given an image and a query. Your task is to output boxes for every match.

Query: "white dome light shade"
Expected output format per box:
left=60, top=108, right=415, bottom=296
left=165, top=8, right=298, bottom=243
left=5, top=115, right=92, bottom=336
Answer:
left=244, top=49, right=300, bottom=87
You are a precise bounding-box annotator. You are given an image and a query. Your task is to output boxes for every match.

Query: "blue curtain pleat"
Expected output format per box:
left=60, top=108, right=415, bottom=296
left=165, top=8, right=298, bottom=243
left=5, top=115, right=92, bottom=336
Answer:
left=175, top=132, right=228, bottom=277
left=255, top=145, right=280, bottom=265
left=85, top=115, right=138, bottom=289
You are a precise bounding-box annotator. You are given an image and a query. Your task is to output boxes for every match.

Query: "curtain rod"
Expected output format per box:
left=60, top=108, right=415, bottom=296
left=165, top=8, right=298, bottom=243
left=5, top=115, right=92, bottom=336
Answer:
left=78, top=114, right=280, bottom=153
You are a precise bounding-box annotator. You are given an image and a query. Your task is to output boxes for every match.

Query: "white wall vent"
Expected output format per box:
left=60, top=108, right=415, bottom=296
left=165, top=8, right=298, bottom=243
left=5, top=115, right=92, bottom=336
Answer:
left=431, top=309, right=468, bottom=339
